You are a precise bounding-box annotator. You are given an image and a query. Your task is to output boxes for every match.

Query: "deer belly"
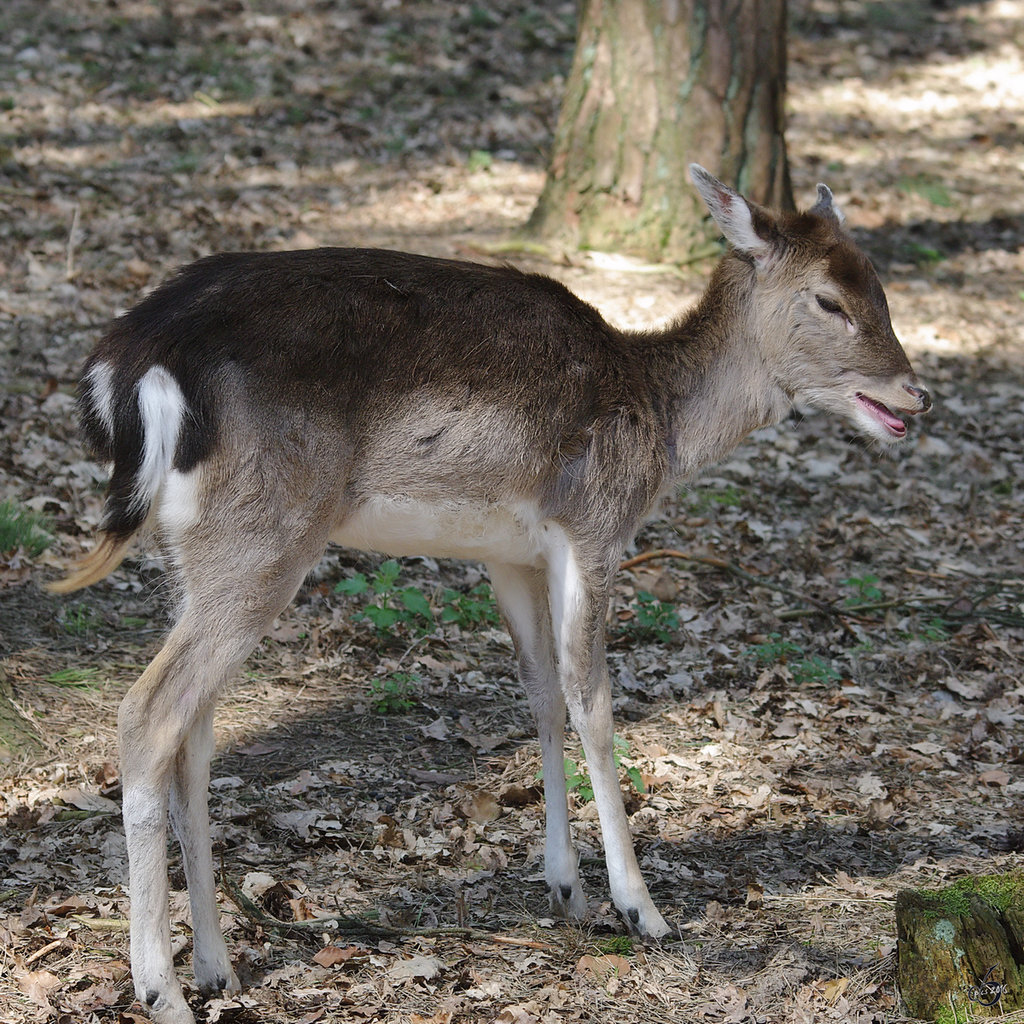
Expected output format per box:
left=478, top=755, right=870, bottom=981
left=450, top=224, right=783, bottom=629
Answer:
left=329, top=496, right=546, bottom=565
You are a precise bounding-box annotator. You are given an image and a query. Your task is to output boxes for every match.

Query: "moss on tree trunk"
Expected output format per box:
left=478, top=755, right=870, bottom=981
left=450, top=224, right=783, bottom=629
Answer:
left=527, top=0, right=793, bottom=262
left=896, top=875, right=1024, bottom=1020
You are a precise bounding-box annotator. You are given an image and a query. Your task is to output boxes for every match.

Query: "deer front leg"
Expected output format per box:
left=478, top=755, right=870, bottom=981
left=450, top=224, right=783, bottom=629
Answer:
left=545, top=542, right=671, bottom=939
left=489, top=562, right=586, bottom=919
left=169, top=708, right=240, bottom=999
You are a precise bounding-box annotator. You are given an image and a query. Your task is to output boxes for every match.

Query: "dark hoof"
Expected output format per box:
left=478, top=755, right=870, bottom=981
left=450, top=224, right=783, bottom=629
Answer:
left=198, top=975, right=229, bottom=997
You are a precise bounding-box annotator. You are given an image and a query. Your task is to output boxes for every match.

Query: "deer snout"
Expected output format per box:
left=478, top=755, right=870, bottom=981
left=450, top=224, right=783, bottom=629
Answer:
left=903, top=383, right=931, bottom=414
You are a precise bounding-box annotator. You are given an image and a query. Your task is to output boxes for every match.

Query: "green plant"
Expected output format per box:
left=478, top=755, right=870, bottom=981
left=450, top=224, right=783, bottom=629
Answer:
left=623, top=590, right=680, bottom=643
left=171, top=151, right=201, bottom=174
left=746, top=634, right=840, bottom=685
left=467, top=149, right=493, bottom=172
left=614, top=734, right=646, bottom=795
left=0, top=499, right=52, bottom=557
left=688, top=484, right=745, bottom=513
left=746, top=634, right=804, bottom=665
left=789, top=655, right=841, bottom=685
left=440, top=583, right=500, bottom=629
left=368, top=672, right=420, bottom=714
left=542, top=734, right=646, bottom=804
left=61, top=603, right=102, bottom=637
left=563, top=755, right=594, bottom=802
left=843, top=573, right=884, bottom=605
left=594, top=935, right=635, bottom=956
left=897, top=175, right=953, bottom=208
left=903, top=241, right=944, bottom=267
left=45, top=667, right=103, bottom=689
left=335, top=560, right=433, bottom=636
left=916, top=617, right=950, bottom=643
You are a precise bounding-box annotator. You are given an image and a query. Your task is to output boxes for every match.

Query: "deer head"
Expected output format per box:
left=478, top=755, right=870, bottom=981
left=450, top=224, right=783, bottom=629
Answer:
left=691, top=165, right=931, bottom=445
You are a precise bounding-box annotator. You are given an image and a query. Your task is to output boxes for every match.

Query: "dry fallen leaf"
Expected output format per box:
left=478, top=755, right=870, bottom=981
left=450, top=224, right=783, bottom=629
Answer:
left=576, top=953, right=631, bottom=986
left=460, top=789, right=501, bottom=824
left=420, top=717, right=449, bottom=740
left=17, top=968, right=61, bottom=1009
left=387, top=954, right=443, bottom=983
left=312, top=944, right=364, bottom=968
left=822, top=976, right=851, bottom=1003
left=409, top=1011, right=453, bottom=1024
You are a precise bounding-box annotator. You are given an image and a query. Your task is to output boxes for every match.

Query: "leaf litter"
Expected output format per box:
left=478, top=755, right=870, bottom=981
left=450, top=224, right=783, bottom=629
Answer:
left=2, top=0, right=1024, bottom=1022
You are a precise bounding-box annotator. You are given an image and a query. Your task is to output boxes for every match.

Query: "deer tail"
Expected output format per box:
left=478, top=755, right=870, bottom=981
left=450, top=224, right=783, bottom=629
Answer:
left=47, top=360, right=187, bottom=594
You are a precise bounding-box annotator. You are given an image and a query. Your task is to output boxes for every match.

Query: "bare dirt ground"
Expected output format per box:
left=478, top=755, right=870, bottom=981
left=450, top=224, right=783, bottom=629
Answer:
left=1, top=1, right=1023, bottom=1022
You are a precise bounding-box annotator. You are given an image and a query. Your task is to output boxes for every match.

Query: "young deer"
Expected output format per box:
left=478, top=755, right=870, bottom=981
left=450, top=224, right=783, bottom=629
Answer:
left=50, top=167, right=929, bottom=1024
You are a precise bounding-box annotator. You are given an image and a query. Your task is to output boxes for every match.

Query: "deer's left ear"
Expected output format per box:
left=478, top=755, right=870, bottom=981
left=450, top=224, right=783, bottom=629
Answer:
left=810, top=183, right=845, bottom=225
left=689, top=164, right=776, bottom=265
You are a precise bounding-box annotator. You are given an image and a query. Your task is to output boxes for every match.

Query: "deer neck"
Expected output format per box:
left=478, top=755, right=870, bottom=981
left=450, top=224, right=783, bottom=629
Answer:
left=658, top=259, right=793, bottom=480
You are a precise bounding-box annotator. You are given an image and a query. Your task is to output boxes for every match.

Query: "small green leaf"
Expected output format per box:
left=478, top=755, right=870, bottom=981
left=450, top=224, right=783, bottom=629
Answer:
left=364, top=605, right=401, bottom=630
left=373, top=560, right=401, bottom=593
left=400, top=587, right=432, bottom=618
left=334, top=573, right=368, bottom=596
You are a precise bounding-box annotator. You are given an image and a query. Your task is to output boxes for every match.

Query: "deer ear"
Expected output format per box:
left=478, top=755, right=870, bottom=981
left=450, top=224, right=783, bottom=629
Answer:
left=689, top=164, right=773, bottom=263
left=810, top=183, right=846, bottom=225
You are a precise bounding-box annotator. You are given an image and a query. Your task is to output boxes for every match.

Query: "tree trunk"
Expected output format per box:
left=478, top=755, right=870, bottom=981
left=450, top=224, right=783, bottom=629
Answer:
left=527, top=0, right=793, bottom=262
left=896, top=878, right=1024, bottom=1020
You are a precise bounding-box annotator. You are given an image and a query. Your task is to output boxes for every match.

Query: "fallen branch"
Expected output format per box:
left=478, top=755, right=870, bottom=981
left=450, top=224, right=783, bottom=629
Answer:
left=221, top=874, right=542, bottom=946
left=619, top=547, right=729, bottom=572
left=70, top=914, right=130, bottom=932
left=619, top=548, right=834, bottom=615
left=24, top=938, right=66, bottom=965
left=620, top=549, right=1024, bottom=630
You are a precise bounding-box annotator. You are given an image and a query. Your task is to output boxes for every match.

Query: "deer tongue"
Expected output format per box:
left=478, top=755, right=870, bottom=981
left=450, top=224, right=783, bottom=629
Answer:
left=857, top=394, right=906, bottom=437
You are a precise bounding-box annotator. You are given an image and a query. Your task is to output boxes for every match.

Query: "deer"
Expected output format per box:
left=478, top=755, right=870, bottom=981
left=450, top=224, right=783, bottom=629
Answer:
left=48, top=166, right=930, bottom=1024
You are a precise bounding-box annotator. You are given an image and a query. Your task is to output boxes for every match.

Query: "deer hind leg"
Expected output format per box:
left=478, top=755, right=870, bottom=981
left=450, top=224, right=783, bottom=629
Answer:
left=168, top=707, right=239, bottom=998
left=488, top=562, right=586, bottom=920
left=119, top=508, right=330, bottom=1023
left=544, top=536, right=671, bottom=939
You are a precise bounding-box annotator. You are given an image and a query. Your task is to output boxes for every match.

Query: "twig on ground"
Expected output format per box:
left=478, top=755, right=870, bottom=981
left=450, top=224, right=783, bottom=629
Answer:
left=221, top=874, right=536, bottom=945
left=619, top=548, right=835, bottom=615
left=69, top=914, right=130, bottom=932
left=24, top=938, right=66, bottom=965
left=621, top=549, right=1024, bottom=630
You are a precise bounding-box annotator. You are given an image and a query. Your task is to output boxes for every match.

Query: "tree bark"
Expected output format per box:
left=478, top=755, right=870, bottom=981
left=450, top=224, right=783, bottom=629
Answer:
left=896, top=881, right=1024, bottom=1019
left=527, top=0, right=793, bottom=262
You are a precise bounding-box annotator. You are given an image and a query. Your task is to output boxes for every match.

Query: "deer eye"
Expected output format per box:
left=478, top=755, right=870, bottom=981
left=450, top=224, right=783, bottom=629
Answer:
left=816, top=295, right=847, bottom=317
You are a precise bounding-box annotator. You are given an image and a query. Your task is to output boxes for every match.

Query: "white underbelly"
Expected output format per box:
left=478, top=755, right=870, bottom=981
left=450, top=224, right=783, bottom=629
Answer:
left=329, top=496, right=548, bottom=566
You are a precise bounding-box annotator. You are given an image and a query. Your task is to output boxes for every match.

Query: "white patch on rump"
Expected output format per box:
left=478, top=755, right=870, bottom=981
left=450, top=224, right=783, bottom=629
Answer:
left=85, top=360, right=117, bottom=443
left=329, top=495, right=547, bottom=566
left=134, top=365, right=185, bottom=514
left=158, top=469, right=201, bottom=544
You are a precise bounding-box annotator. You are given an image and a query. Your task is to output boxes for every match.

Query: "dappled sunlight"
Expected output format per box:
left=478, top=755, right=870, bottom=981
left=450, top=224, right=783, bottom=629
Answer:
left=2, top=1, right=1023, bottom=1022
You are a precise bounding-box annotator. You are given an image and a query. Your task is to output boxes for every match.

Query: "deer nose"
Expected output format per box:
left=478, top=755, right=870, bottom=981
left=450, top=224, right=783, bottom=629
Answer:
left=904, top=383, right=931, bottom=413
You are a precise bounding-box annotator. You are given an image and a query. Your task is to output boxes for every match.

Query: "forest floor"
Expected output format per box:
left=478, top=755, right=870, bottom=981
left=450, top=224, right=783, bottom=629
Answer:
left=2, top=1, right=1023, bottom=1022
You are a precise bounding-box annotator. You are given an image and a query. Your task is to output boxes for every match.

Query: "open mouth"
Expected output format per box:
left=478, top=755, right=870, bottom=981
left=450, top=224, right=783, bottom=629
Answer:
left=856, top=393, right=907, bottom=438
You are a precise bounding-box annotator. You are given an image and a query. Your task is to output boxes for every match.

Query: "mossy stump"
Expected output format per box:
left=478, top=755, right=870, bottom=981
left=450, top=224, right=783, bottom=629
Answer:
left=896, top=874, right=1024, bottom=1020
